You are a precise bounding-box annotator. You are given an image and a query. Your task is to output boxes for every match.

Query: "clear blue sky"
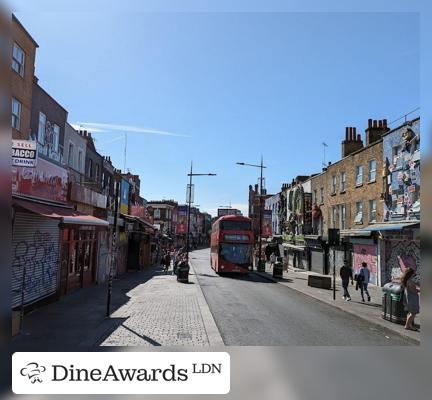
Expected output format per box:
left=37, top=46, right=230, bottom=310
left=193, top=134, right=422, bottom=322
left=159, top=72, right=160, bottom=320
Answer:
left=12, top=5, right=419, bottom=216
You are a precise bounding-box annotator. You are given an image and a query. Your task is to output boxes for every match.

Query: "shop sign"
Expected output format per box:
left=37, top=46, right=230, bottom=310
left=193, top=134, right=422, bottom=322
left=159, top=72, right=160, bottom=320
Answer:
left=12, top=140, right=37, bottom=167
left=12, top=157, right=68, bottom=203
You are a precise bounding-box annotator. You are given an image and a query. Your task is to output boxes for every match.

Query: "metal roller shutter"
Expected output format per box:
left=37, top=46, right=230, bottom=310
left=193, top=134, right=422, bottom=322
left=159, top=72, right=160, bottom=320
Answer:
left=12, top=212, right=60, bottom=308
left=310, top=249, right=325, bottom=274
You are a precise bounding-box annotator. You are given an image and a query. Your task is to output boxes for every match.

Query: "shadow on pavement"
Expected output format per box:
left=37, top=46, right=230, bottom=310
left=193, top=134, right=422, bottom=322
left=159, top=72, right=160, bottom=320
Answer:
left=12, top=264, right=164, bottom=350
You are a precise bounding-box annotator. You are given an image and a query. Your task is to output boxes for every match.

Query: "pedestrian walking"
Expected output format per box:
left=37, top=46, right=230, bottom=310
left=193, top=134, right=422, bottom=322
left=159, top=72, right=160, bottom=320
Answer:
left=401, top=267, right=420, bottom=331
left=355, top=262, right=371, bottom=302
left=340, top=263, right=354, bottom=301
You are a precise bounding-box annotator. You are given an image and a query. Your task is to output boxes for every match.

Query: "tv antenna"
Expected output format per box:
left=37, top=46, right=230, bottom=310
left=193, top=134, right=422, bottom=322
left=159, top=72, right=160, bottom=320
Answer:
left=322, top=142, right=328, bottom=167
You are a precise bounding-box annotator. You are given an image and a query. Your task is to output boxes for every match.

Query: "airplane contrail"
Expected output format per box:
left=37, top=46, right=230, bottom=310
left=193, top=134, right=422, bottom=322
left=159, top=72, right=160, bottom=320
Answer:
left=72, top=122, right=191, bottom=138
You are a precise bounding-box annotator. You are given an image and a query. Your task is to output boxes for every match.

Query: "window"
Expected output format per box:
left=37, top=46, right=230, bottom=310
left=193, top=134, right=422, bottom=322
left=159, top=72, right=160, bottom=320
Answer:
left=331, top=175, right=337, bottom=194
left=368, top=159, right=377, bottom=182
left=340, top=172, right=346, bottom=192
left=11, top=98, right=21, bottom=130
left=331, top=206, right=337, bottom=228
left=355, top=165, right=363, bottom=186
left=154, top=209, right=161, bottom=219
left=355, top=201, right=363, bottom=224
left=12, top=43, right=25, bottom=76
left=68, top=142, right=74, bottom=167
left=369, top=199, right=377, bottom=222
left=320, top=187, right=324, bottom=204
left=38, top=112, right=46, bottom=144
left=221, top=220, right=252, bottom=230
left=52, top=124, right=60, bottom=152
left=78, top=149, right=83, bottom=171
left=87, top=159, right=93, bottom=177
left=340, top=204, right=346, bottom=230
left=313, top=189, right=317, bottom=203
left=95, top=164, right=100, bottom=182
left=392, top=146, right=402, bottom=168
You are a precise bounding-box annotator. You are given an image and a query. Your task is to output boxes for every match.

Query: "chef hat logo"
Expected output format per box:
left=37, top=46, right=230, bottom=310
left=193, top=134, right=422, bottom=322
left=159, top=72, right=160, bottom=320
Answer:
left=20, top=362, right=46, bottom=383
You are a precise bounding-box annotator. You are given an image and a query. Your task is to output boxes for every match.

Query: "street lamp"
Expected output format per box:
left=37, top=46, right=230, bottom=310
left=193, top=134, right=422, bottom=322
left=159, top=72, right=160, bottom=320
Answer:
left=236, top=157, right=267, bottom=272
left=186, top=162, right=216, bottom=263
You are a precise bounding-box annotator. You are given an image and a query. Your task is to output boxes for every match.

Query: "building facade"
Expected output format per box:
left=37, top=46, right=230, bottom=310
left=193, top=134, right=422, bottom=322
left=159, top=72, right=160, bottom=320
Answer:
left=11, top=15, right=38, bottom=140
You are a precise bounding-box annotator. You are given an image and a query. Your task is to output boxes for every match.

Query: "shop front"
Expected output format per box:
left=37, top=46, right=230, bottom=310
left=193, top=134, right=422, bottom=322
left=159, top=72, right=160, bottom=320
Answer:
left=304, top=235, right=327, bottom=274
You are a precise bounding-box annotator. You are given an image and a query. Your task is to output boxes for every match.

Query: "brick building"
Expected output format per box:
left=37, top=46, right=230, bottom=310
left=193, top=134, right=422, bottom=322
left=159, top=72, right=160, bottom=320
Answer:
left=248, top=184, right=271, bottom=238
left=11, top=15, right=38, bottom=140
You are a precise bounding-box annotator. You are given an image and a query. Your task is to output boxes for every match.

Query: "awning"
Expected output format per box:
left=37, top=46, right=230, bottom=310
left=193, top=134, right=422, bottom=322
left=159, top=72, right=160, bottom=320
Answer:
left=340, top=229, right=372, bottom=237
left=121, top=214, right=155, bottom=231
left=13, top=197, right=109, bottom=227
left=363, top=221, right=420, bottom=231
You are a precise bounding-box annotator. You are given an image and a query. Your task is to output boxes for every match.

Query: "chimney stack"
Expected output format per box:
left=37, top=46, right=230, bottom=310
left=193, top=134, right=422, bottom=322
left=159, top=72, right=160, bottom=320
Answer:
left=365, top=118, right=389, bottom=145
left=341, top=126, right=363, bottom=158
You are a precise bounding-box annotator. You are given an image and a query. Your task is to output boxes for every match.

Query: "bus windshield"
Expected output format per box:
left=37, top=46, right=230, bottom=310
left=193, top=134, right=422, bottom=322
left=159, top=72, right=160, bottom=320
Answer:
left=221, top=220, right=251, bottom=231
left=220, top=243, right=253, bottom=265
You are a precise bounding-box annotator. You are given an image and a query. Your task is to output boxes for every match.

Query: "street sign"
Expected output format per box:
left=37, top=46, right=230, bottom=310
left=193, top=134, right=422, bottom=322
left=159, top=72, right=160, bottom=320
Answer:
left=12, top=140, right=37, bottom=167
left=186, top=184, right=194, bottom=203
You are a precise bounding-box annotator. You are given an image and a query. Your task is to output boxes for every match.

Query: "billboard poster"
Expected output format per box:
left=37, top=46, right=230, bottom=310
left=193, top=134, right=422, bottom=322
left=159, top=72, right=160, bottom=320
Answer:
left=12, top=157, right=68, bottom=203
left=262, top=209, right=272, bottom=237
left=176, top=205, right=188, bottom=234
left=120, top=179, right=130, bottom=214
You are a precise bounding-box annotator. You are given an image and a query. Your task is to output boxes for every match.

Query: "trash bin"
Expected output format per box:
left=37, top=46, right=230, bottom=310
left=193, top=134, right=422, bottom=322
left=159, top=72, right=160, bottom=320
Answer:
left=382, top=282, right=407, bottom=324
left=177, top=261, right=189, bottom=283
left=257, top=260, right=266, bottom=272
left=273, top=261, right=283, bottom=279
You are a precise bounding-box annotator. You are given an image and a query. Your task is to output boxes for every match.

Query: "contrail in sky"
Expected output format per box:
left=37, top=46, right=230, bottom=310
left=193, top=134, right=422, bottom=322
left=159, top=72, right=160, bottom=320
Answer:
left=72, top=122, right=191, bottom=138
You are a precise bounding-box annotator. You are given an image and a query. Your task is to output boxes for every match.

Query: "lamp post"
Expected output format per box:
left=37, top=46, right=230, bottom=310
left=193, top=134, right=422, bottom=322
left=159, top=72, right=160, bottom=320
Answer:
left=185, top=162, right=216, bottom=263
left=236, top=157, right=266, bottom=272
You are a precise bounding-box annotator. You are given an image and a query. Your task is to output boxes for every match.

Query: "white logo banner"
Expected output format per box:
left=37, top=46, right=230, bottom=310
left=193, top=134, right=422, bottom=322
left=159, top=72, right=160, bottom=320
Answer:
left=13, top=352, right=230, bottom=394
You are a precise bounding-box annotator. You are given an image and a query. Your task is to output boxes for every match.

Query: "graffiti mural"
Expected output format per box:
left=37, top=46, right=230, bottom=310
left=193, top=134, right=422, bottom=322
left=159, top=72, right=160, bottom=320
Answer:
left=12, top=230, right=58, bottom=307
left=353, top=244, right=377, bottom=285
left=384, top=240, right=420, bottom=285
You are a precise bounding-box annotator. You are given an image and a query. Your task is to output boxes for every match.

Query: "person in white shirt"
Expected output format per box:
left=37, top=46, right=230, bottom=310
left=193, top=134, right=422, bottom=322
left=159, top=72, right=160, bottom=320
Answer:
left=270, top=252, right=276, bottom=269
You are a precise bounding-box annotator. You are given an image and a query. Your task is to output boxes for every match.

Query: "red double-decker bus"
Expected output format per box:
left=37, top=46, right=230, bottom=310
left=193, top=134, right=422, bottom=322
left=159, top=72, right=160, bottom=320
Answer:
left=210, top=215, right=254, bottom=274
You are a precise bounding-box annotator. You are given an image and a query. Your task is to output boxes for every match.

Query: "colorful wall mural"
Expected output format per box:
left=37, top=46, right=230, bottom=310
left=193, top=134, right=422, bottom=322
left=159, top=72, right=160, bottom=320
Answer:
left=384, top=239, right=420, bottom=285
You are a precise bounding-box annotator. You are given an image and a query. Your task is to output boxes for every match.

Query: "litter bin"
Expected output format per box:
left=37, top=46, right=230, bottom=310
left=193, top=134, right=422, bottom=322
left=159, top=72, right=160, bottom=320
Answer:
left=273, top=261, right=283, bottom=279
left=257, top=260, right=266, bottom=273
left=177, top=261, right=189, bottom=283
left=382, top=282, right=407, bottom=324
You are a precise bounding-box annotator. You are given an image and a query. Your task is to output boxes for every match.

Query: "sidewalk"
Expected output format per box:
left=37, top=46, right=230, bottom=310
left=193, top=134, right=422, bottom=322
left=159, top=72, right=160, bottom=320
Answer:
left=254, top=264, right=420, bottom=343
left=12, top=264, right=223, bottom=349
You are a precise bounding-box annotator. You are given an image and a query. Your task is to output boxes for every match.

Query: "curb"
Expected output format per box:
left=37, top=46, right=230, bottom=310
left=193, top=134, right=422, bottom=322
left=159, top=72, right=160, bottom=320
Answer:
left=253, top=271, right=420, bottom=344
left=188, top=260, right=225, bottom=346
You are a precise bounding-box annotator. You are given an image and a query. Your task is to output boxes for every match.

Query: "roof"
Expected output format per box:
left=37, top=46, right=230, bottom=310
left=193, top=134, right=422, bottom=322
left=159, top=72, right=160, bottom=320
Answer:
left=12, top=14, right=39, bottom=48
left=13, top=197, right=109, bottom=227
left=216, top=215, right=252, bottom=222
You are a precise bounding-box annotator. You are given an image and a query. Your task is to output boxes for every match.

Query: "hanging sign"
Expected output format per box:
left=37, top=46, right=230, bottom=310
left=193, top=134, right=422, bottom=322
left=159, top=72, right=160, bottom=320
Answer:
left=12, top=140, right=37, bottom=167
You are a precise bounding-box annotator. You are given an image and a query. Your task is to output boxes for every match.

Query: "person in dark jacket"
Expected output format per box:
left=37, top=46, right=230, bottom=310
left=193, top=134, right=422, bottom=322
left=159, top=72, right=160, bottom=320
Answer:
left=340, top=264, right=354, bottom=301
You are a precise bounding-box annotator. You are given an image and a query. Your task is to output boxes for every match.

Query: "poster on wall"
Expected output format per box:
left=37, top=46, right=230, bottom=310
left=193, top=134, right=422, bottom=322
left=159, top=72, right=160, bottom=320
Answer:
left=120, top=179, right=130, bottom=214
left=353, top=243, right=377, bottom=285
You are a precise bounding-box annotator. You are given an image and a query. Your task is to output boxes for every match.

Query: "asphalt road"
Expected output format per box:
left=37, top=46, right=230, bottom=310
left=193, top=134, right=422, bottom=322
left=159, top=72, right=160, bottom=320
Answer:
left=190, top=248, right=415, bottom=345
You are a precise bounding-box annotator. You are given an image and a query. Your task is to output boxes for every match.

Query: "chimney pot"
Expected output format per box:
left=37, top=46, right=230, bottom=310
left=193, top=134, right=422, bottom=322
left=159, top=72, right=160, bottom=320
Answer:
left=373, top=120, right=377, bottom=128
left=357, top=134, right=361, bottom=141
left=379, top=120, right=383, bottom=128
left=345, top=127, right=349, bottom=141
left=368, top=119, right=372, bottom=128
left=383, top=119, right=387, bottom=128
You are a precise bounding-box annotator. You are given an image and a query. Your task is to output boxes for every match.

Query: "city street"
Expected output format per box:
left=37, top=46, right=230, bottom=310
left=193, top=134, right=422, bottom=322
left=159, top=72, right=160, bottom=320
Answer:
left=190, top=249, right=416, bottom=346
